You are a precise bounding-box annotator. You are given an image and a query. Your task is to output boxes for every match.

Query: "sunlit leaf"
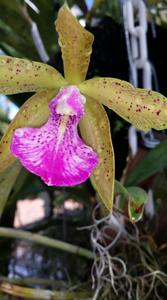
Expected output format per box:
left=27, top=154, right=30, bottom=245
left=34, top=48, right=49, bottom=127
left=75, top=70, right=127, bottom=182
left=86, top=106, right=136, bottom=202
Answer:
left=0, top=161, right=21, bottom=217
left=56, top=4, right=94, bottom=84
left=78, top=77, right=167, bottom=131
left=0, top=89, right=57, bottom=173
left=127, top=187, right=148, bottom=223
left=79, top=97, right=115, bottom=211
left=0, top=56, right=66, bottom=95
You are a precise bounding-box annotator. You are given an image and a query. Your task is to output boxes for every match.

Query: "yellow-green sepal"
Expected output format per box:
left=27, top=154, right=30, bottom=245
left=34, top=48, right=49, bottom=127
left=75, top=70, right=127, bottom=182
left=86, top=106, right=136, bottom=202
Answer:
left=79, top=77, right=167, bottom=131
left=55, top=4, right=94, bottom=84
left=0, top=56, right=66, bottom=95
left=79, top=97, right=115, bottom=211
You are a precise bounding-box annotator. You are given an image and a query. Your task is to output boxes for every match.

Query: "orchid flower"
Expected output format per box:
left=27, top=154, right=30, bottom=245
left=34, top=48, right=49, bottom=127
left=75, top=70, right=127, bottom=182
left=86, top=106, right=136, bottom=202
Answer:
left=10, top=86, right=98, bottom=186
left=0, top=4, right=167, bottom=211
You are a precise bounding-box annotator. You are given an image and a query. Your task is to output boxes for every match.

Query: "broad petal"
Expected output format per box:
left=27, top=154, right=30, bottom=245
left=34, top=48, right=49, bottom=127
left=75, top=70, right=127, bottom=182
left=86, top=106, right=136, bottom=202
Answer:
left=0, top=56, right=66, bottom=95
left=78, top=78, right=167, bottom=131
left=11, top=87, right=98, bottom=186
left=56, top=4, right=94, bottom=84
left=79, top=97, right=115, bottom=211
left=0, top=89, right=57, bottom=174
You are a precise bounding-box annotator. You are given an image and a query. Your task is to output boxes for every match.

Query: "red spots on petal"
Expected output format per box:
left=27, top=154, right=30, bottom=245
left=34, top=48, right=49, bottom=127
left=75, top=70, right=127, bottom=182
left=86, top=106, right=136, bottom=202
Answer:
left=154, top=98, right=160, bottom=103
left=156, top=110, right=161, bottom=116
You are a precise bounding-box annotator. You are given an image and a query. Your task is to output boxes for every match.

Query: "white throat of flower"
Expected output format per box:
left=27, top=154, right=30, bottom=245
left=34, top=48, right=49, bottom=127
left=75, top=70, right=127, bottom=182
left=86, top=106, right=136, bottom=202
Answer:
left=56, top=87, right=86, bottom=116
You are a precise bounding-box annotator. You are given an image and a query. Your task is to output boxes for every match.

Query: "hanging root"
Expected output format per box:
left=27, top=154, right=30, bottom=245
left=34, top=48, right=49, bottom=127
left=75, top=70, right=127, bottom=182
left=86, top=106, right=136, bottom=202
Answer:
left=79, top=205, right=167, bottom=300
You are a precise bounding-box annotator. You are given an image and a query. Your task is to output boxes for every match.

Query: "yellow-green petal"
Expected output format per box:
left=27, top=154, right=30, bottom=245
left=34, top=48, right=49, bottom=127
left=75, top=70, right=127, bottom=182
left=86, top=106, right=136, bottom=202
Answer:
left=79, top=77, right=167, bottom=131
left=0, top=89, right=57, bottom=173
left=0, top=56, right=66, bottom=95
left=79, top=97, right=115, bottom=211
left=55, top=4, right=94, bottom=84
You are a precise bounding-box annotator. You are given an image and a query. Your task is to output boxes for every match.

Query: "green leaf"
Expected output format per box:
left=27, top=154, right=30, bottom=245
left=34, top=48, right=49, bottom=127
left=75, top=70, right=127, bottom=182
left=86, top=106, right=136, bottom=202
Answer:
left=125, top=140, right=167, bottom=186
left=0, top=89, right=57, bottom=174
left=78, top=77, right=167, bottom=131
left=79, top=97, right=115, bottom=211
left=114, top=181, right=147, bottom=222
left=114, top=180, right=130, bottom=201
left=127, top=187, right=148, bottom=223
left=0, top=109, right=9, bottom=122
left=56, top=4, right=94, bottom=84
left=0, top=161, right=21, bottom=217
left=0, top=0, right=56, bottom=60
left=0, top=56, right=66, bottom=95
left=9, top=167, right=29, bottom=203
left=0, top=121, right=8, bottom=135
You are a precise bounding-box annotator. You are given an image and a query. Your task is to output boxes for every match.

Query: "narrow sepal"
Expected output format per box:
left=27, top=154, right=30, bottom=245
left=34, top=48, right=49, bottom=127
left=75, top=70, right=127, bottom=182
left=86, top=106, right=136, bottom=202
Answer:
left=56, top=4, right=94, bottom=84
left=79, top=97, right=115, bottom=211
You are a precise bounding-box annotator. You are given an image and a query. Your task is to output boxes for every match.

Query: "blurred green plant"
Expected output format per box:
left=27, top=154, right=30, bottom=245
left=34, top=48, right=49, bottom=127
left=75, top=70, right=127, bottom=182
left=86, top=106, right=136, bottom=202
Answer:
left=0, top=0, right=56, bottom=59
left=126, top=140, right=167, bottom=186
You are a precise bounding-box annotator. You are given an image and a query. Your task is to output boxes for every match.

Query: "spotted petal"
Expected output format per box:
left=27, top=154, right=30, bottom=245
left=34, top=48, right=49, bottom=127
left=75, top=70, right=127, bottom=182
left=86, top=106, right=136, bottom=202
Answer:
left=10, top=86, right=98, bottom=186
left=0, top=90, right=57, bottom=174
left=79, top=78, right=167, bottom=131
left=79, top=97, right=115, bottom=211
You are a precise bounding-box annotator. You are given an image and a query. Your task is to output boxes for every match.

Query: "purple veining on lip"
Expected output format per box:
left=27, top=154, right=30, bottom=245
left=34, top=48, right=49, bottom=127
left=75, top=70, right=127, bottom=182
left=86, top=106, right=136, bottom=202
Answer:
left=10, top=86, right=98, bottom=186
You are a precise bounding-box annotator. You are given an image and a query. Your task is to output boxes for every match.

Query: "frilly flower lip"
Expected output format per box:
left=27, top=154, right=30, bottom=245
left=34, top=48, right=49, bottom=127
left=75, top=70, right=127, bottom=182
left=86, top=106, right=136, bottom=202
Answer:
left=10, top=86, right=98, bottom=186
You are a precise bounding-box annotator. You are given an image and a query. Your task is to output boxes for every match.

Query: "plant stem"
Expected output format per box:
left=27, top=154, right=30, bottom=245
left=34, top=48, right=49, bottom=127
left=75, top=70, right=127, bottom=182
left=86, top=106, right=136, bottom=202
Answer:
left=0, top=276, right=67, bottom=287
left=0, top=227, right=94, bottom=260
left=0, top=282, right=92, bottom=300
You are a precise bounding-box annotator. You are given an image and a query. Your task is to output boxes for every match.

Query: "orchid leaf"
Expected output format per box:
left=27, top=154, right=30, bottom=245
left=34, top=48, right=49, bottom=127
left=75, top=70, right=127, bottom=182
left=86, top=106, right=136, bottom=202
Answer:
left=79, top=78, right=167, bottom=131
left=115, top=181, right=148, bottom=222
left=79, top=97, right=115, bottom=211
left=0, top=56, right=66, bottom=95
left=127, top=187, right=148, bottom=223
left=56, top=4, right=94, bottom=84
left=0, top=89, right=57, bottom=174
left=125, top=140, right=167, bottom=186
left=0, top=161, right=21, bottom=217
